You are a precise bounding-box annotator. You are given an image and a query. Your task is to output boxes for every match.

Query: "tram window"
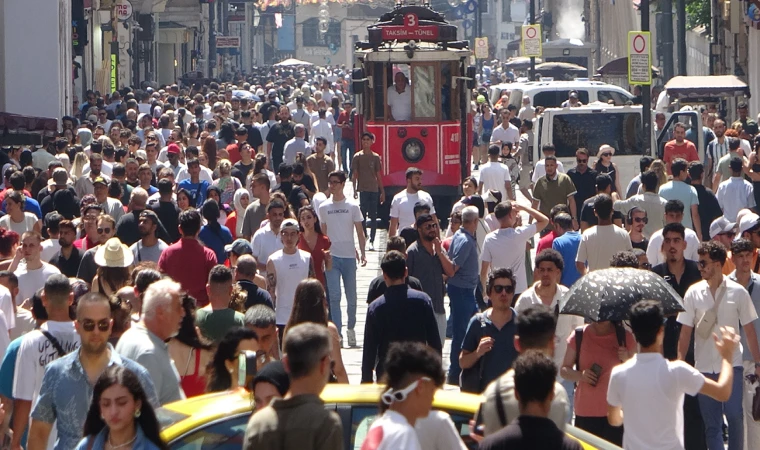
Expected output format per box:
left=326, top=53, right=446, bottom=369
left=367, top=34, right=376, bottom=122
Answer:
left=551, top=112, right=643, bottom=158
left=442, top=62, right=457, bottom=121
left=371, top=62, right=385, bottom=121
left=413, top=65, right=437, bottom=119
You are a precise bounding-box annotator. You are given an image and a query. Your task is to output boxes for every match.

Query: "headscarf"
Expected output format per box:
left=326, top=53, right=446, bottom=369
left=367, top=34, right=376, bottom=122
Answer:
left=232, top=188, right=249, bottom=238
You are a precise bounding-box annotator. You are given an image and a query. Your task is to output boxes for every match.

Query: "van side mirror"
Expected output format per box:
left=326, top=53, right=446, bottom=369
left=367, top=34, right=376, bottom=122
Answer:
left=352, top=68, right=366, bottom=93
left=466, top=66, right=477, bottom=89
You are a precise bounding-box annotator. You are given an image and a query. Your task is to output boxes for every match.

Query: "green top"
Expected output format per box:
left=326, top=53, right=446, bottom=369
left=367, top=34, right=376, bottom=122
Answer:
left=195, top=307, right=245, bottom=343
left=533, top=173, right=577, bottom=217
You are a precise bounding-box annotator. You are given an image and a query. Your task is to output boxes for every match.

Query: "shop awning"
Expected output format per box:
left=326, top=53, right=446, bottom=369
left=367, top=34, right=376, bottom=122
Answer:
left=664, top=75, right=751, bottom=99
left=158, top=21, right=190, bottom=44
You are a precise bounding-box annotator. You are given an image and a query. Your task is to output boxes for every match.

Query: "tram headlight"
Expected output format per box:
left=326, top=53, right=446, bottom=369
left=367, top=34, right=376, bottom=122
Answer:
left=402, top=138, right=424, bottom=163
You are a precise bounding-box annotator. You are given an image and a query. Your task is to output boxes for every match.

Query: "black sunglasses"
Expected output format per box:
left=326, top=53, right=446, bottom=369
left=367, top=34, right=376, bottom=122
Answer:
left=601, top=152, right=612, bottom=157
left=492, top=284, right=515, bottom=294
left=633, top=217, right=648, bottom=224
left=79, top=319, right=110, bottom=332
left=97, top=227, right=112, bottom=234
left=697, top=260, right=712, bottom=269
left=576, top=158, right=588, bottom=164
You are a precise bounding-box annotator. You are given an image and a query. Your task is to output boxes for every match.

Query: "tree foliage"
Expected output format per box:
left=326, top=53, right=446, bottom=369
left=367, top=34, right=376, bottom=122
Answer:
left=685, top=0, right=711, bottom=29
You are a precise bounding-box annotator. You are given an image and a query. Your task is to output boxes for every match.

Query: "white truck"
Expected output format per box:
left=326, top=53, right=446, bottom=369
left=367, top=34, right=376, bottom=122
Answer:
left=532, top=104, right=703, bottom=190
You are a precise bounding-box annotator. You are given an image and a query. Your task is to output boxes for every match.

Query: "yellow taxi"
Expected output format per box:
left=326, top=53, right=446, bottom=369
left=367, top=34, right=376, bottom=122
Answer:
left=157, top=384, right=620, bottom=449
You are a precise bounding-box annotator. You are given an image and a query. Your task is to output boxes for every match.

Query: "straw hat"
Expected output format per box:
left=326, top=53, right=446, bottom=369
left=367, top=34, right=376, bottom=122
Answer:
left=94, top=238, right=134, bottom=268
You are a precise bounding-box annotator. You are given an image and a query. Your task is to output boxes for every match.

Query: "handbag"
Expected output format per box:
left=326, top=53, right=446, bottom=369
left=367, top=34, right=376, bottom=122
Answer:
left=695, top=284, right=726, bottom=340
left=460, top=313, right=490, bottom=393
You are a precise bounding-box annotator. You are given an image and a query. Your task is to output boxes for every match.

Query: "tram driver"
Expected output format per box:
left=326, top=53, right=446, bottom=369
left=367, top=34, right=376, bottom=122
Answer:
left=387, top=71, right=412, bottom=121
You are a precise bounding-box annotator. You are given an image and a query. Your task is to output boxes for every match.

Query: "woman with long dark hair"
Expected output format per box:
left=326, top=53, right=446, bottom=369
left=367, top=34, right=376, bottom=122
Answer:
left=168, top=295, right=214, bottom=398
left=285, top=279, right=348, bottom=383
left=76, top=366, right=168, bottom=450
left=297, top=205, right=331, bottom=287
left=199, top=199, right=233, bottom=264
left=206, top=327, right=259, bottom=393
left=176, top=188, right=194, bottom=212
left=201, top=136, right=218, bottom=171
left=247, top=153, right=277, bottom=190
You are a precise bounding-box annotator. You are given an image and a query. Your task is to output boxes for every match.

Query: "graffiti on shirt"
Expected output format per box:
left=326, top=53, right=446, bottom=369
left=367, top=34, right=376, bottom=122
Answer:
left=37, top=339, right=80, bottom=366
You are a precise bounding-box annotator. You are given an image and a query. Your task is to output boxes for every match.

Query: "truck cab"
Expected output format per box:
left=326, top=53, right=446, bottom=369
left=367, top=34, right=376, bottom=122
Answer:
left=534, top=104, right=702, bottom=190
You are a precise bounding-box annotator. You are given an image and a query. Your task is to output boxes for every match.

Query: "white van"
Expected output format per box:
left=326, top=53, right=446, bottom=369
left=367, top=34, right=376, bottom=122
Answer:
left=531, top=104, right=702, bottom=190
left=498, top=80, right=636, bottom=110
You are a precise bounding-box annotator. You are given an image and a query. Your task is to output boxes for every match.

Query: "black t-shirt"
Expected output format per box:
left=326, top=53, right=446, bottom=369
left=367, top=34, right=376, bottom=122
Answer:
left=366, top=275, right=423, bottom=304
left=232, top=161, right=254, bottom=187
left=150, top=200, right=182, bottom=243
left=266, top=122, right=295, bottom=159
left=567, top=168, right=598, bottom=218
left=244, top=124, right=264, bottom=150
left=653, top=260, right=702, bottom=362
left=274, top=182, right=308, bottom=208
left=50, top=247, right=83, bottom=278
left=580, top=194, right=624, bottom=227
left=294, top=173, right=317, bottom=194
left=399, top=227, right=419, bottom=248
left=694, top=184, right=722, bottom=242
left=238, top=280, right=274, bottom=310
left=631, top=237, right=649, bottom=251
left=479, top=416, right=582, bottom=450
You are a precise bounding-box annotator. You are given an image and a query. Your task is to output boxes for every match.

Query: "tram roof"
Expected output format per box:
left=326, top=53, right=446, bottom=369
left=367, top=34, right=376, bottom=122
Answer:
left=355, top=42, right=470, bottom=62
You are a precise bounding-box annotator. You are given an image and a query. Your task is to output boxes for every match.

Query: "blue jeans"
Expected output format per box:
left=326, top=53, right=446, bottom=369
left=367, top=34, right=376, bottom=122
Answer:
left=560, top=378, right=575, bottom=422
left=447, top=284, right=478, bottom=382
left=698, top=367, right=744, bottom=450
left=326, top=256, right=357, bottom=334
left=341, top=138, right=355, bottom=174
left=359, top=191, right=379, bottom=243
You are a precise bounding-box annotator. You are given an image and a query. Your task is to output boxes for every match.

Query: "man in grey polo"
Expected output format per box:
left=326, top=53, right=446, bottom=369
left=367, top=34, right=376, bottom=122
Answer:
left=406, top=213, right=455, bottom=345
left=115, top=278, right=186, bottom=404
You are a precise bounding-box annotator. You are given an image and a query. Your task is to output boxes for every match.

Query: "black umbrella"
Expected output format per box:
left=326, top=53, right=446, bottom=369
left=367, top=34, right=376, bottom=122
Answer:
left=560, top=268, right=685, bottom=322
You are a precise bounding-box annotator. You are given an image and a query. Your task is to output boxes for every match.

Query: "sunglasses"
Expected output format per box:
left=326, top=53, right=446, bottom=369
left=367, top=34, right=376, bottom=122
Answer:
left=146, top=136, right=157, bottom=140
left=633, top=217, right=648, bottom=224
left=382, top=377, right=432, bottom=405
left=492, top=284, right=515, bottom=294
left=97, top=227, right=112, bottom=234
left=640, top=263, right=652, bottom=270
left=79, top=319, right=110, bottom=332
left=697, top=260, right=712, bottom=269
left=601, top=152, right=612, bottom=157
left=576, top=158, right=588, bottom=164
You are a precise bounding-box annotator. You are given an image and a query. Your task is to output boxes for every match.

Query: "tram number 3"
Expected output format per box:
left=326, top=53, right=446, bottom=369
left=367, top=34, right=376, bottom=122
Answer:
left=405, top=13, right=418, bottom=28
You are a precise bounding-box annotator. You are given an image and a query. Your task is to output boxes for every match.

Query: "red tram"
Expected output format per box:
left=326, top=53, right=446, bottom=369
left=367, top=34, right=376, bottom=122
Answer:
left=352, top=3, right=476, bottom=219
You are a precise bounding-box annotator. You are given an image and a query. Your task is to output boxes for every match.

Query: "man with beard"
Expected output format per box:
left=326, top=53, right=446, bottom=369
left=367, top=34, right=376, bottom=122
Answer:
left=651, top=222, right=706, bottom=450
left=129, top=210, right=168, bottom=263
left=266, top=105, right=295, bottom=172
left=705, top=119, right=729, bottom=183
left=27, top=293, right=158, bottom=450
left=49, top=220, right=82, bottom=277
left=406, top=213, right=455, bottom=345
left=116, top=188, right=170, bottom=247
left=74, top=153, right=109, bottom=198
left=389, top=168, right=436, bottom=237
left=116, top=278, right=187, bottom=404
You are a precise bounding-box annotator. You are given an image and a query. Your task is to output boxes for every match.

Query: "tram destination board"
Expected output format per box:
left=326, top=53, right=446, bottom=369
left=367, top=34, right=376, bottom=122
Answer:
left=380, top=13, right=440, bottom=41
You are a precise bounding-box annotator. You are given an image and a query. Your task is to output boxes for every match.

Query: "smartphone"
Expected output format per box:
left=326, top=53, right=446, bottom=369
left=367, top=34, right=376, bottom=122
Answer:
left=589, top=363, right=603, bottom=386
left=471, top=405, right=486, bottom=438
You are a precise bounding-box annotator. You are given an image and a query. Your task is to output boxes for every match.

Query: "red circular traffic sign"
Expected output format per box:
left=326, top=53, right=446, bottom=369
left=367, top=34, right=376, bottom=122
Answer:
left=526, top=27, right=537, bottom=39
left=632, top=34, right=646, bottom=53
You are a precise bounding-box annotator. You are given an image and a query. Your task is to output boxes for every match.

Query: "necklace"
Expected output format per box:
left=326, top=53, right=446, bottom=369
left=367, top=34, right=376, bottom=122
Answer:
left=108, top=432, right=137, bottom=449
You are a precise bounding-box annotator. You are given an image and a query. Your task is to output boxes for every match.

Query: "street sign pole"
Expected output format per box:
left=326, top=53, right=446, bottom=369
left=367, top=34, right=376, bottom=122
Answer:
left=529, top=0, right=535, bottom=80
left=641, top=0, right=651, bottom=155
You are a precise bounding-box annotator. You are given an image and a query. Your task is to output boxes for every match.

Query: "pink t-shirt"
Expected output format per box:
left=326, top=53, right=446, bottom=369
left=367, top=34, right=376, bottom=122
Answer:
left=567, top=324, right=636, bottom=417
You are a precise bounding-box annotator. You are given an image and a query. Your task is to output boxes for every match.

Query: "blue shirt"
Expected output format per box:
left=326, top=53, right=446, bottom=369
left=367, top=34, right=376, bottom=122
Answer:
left=32, top=346, right=159, bottom=450
left=177, top=179, right=210, bottom=208
left=552, top=231, right=583, bottom=287
left=199, top=224, right=233, bottom=264
left=447, top=228, right=480, bottom=289
left=2, top=196, right=41, bottom=218
left=0, top=337, right=25, bottom=446
left=75, top=424, right=163, bottom=450
left=658, top=180, right=699, bottom=231
left=461, top=308, right=518, bottom=388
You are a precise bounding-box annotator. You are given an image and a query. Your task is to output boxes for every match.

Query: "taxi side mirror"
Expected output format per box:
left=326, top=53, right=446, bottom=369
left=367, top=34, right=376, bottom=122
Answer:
left=352, top=68, right=366, bottom=93
left=466, top=66, right=476, bottom=89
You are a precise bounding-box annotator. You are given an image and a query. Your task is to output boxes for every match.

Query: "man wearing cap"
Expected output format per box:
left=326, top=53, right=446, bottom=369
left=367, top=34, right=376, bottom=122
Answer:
left=709, top=216, right=739, bottom=274
left=164, top=144, right=185, bottom=178
left=560, top=91, right=583, bottom=107
left=93, top=175, right=125, bottom=224
left=716, top=156, right=755, bottom=222
left=266, top=219, right=313, bottom=336
left=387, top=72, right=412, bottom=122
left=128, top=210, right=168, bottom=263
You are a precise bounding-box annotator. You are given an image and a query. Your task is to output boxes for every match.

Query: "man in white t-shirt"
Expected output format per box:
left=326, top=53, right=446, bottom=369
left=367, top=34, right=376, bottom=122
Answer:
left=360, top=342, right=445, bottom=450
left=387, top=72, right=412, bottom=122
left=677, top=241, right=760, bottom=450
left=11, top=274, right=79, bottom=450
left=318, top=171, right=367, bottom=347
left=575, top=194, right=632, bottom=274
left=646, top=200, right=700, bottom=266
left=531, top=144, right=565, bottom=184
left=490, top=109, right=520, bottom=148
left=14, top=231, right=62, bottom=305
left=266, top=219, right=313, bottom=327
left=481, top=201, right=549, bottom=296
left=389, top=168, right=437, bottom=237
left=479, top=145, right=514, bottom=201
left=251, top=201, right=285, bottom=277
left=608, top=299, right=741, bottom=450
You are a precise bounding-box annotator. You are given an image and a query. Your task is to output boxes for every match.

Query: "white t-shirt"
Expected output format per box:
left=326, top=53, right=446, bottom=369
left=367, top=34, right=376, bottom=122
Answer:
left=387, top=87, right=412, bottom=121
left=252, top=225, right=283, bottom=277
left=268, top=249, right=311, bottom=325
left=318, top=197, right=363, bottom=259
left=0, top=213, right=38, bottom=236
left=646, top=227, right=700, bottom=266
left=576, top=224, right=633, bottom=272
left=531, top=159, right=566, bottom=183
left=362, top=410, right=422, bottom=450
left=0, top=284, right=16, bottom=331
left=479, top=161, right=511, bottom=201
left=14, top=263, right=61, bottom=305
left=40, top=239, right=61, bottom=263
left=13, top=321, right=80, bottom=402
left=390, top=190, right=436, bottom=231
left=607, top=353, right=704, bottom=450
left=490, top=124, right=520, bottom=146
left=414, top=410, right=467, bottom=450
left=481, top=224, right=537, bottom=294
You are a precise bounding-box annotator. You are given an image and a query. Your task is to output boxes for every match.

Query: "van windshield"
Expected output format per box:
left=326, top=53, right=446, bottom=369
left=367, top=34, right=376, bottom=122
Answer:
left=551, top=112, right=643, bottom=158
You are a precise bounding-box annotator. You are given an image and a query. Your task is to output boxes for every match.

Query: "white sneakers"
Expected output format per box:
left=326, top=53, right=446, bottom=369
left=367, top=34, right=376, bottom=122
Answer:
left=347, top=329, right=357, bottom=347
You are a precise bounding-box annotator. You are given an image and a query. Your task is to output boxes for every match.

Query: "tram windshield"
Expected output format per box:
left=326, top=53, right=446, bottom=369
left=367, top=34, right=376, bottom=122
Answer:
left=365, top=61, right=459, bottom=122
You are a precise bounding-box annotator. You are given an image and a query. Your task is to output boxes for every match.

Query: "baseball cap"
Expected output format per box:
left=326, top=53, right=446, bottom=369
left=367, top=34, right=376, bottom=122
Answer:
left=225, top=239, right=253, bottom=256
left=93, top=176, right=108, bottom=186
left=736, top=212, right=760, bottom=240
left=709, top=216, right=736, bottom=239
left=281, top=219, right=299, bottom=232
left=167, top=143, right=181, bottom=155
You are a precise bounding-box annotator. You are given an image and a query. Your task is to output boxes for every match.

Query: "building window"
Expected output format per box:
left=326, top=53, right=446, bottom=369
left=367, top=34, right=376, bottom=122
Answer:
left=502, top=0, right=511, bottom=22
left=302, top=18, right=342, bottom=48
